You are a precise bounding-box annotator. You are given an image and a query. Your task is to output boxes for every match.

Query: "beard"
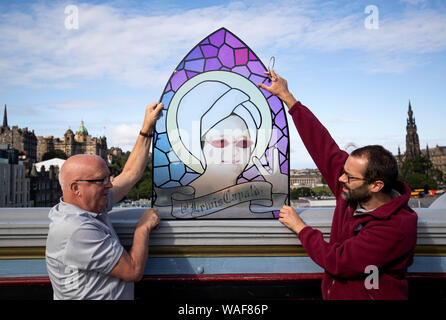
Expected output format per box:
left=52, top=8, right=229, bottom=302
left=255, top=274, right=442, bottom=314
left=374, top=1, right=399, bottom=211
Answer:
left=341, top=182, right=372, bottom=203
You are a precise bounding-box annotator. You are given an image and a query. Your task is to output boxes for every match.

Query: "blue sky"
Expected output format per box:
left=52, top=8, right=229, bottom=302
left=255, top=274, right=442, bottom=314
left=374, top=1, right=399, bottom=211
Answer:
left=1, top=0, right=445, bottom=169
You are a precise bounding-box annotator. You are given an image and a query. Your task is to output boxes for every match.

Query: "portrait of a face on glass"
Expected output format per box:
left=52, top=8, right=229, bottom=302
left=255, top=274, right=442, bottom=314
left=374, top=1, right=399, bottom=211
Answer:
left=152, top=28, right=289, bottom=219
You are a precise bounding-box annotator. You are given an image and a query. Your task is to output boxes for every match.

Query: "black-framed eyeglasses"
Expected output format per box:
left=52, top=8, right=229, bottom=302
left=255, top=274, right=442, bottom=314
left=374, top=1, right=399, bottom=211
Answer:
left=75, top=175, right=113, bottom=185
left=341, top=170, right=367, bottom=184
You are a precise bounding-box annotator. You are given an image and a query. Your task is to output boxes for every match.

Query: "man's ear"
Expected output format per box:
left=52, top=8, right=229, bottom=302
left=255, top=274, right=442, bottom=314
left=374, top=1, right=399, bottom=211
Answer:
left=370, top=180, right=385, bottom=193
left=70, top=182, right=81, bottom=196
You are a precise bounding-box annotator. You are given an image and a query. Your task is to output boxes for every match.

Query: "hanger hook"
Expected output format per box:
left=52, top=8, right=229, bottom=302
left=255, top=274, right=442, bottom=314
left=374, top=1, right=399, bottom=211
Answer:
left=267, top=56, right=275, bottom=80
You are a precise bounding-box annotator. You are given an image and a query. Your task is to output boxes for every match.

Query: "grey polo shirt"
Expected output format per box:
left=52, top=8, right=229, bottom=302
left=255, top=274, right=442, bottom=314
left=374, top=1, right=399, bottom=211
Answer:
left=45, top=193, right=134, bottom=300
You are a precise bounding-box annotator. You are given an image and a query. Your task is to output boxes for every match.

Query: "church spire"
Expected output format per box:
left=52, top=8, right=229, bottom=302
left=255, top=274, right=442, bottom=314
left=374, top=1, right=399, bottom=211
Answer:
left=2, top=104, right=7, bottom=128
left=405, top=100, right=420, bottom=159
left=407, top=100, right=415, bottom=127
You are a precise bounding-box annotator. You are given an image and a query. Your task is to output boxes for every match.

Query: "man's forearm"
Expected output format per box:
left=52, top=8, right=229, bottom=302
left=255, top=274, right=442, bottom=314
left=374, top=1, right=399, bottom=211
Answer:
left=109, top=226, right=150, bottom=282
left=280, top=92, right=298, bottom=110
left=122, top=130, right=152, bottom=181
left=109, top=210, right=159, bottom=282
left=111, top=129, right=153, bottom=204
left=128, top=227, right=150, bottom=281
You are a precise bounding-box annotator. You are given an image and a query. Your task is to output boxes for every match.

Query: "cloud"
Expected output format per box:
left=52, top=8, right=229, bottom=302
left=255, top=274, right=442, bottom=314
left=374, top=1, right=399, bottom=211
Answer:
left=0, top=1, right=445, bottom=90
left=107, top=123, right=139, bottom=151
left=48, top=99, right=105, bottom=110
left=400, top=0, right=428, bottom=5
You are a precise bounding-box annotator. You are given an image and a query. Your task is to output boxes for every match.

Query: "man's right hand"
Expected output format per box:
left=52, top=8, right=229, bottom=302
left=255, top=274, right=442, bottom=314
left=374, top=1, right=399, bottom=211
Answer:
left=279, top=205, right=307, bottom=234
left=136, top=208, right=160, bottom=232
left=258, top=69, right=298, bottom=109
left=141, top=102, right=164, bottom=134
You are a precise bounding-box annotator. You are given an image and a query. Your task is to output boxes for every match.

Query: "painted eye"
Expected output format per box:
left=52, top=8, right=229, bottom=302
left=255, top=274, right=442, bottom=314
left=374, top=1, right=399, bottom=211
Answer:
left=210, top=139, right=229, bottom=148
left=236, top=139, right=253, bottom=149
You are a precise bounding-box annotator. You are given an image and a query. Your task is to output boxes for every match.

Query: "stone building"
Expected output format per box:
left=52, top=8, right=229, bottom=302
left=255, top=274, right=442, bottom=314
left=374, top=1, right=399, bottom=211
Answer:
left=109, top=146, right=123, bottom=157
left=37, top=120, right=108, bottom=161
left=29, top=163, right=62, bottom=207
left=0, top=144, right=31, bottom=207
left=0, top=105, right=37, bottom=163
left=290, top=169, right=323, bottom=189
left=424, top=145, right=446, bottom=176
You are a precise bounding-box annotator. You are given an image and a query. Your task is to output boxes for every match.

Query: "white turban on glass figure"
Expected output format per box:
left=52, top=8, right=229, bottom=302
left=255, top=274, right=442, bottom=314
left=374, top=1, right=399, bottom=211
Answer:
left=164, top=71, right=287, bottom=217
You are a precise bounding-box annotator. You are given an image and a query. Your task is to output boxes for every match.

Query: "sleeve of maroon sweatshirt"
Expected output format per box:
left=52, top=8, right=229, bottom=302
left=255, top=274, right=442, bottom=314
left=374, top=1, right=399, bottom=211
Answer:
left=288, top=101, right=348, bottom=197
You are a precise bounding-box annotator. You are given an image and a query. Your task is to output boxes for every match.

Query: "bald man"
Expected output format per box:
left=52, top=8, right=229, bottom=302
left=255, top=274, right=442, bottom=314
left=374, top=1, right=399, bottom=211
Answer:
left=46, top=102, right=163, bottom=300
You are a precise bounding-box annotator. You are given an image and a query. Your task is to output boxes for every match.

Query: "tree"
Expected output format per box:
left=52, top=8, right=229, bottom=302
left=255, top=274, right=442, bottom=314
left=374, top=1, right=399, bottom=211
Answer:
left=312, top=186, right=333, bottom=197
left=108, top=152, right=153, bottom=200
left=126, top=167, right=153, bottom=200
left=400, top=155, right=442, bottom=190
left=42, top=150, right=68, bottom=161
left=320, top=176, right=327, bottom=186
left=290, top=187, right=314, bottom=199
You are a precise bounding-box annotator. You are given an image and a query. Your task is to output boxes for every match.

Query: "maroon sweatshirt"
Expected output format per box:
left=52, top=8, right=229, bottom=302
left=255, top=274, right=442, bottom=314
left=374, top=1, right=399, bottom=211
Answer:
left=289, top=101, right=418, bottom=300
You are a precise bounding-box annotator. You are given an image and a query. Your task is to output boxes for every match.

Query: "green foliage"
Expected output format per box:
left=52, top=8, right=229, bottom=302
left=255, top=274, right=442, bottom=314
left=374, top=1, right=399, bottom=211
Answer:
left=404, top=172, right=436, bottom=190
left=290, top=187, right=314, bottom=199
left=42, top=149, right=68, bottom=161
left=108, top=152, right=153, bottom=200
left=320, top=176, right=327, bottom=185
left=290, top=186, right=333, bottom=199
left=312, top=186, right=333, bottom=197
left=399, top=155, right=443, bottom=190
left=108, top=151, right=129, bottom=177
left=126, top=168, right=153, bottom=200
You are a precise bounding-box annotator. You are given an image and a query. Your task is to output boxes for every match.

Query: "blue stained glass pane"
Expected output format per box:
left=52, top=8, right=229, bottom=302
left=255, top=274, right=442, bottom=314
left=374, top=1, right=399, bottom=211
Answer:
left=170, top=162, right=186, bottom=181
left=156, top=114, right=166, bottom=132
left=167, top=150, right=179, bottom=162
left=180, top=172, right=200, bottom=185
left=162, top=181, right=181, bottom=188
left=156, top=133, right=171, bottom=153
left=154, top=166, right=170, bottom=186
left=161, top=91, right=174, bottom=107
left=186, top=166, right=198, bottom=173
left=154, top=149, right=169, bottom=166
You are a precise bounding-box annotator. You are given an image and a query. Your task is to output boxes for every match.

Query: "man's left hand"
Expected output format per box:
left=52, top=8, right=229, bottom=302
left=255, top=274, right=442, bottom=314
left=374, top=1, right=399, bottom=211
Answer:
left=279, top=205, right=307, bottom=234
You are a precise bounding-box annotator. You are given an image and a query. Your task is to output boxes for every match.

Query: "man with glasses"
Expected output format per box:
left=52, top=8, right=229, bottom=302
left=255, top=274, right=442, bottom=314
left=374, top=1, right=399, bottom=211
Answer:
left=259, top=71, right=418, bottom=300
left=46, top=102, right=163, bottom=300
